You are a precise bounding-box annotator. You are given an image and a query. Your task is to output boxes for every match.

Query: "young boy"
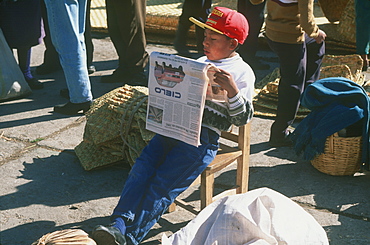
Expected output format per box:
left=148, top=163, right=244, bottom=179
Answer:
left=91, top=7, right=255, bottom=245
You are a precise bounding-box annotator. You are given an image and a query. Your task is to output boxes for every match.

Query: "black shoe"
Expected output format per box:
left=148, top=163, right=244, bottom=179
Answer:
left=60, top=88, right=70, bottom=99
left=101, top=70, right=127, bottom=83
left=92, top=225, right=127, bottom=245
left=26, top=78, right=44, bottom=90
left=36, top=63, right=62, bottom=75
left=53, top=101, right=92, bottom=115
left=269, top=134, right=293, bottom=147
left=175, top=48, right=192, bottom=58
left=126, top=71, right=148, bottom=87
left=88, top=65, right=96, bottom=74
left=174, top=41, right=192, bottom=57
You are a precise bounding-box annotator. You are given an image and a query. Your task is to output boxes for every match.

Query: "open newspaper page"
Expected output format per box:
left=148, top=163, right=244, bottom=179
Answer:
left=146, top=52, right=212, bottom=146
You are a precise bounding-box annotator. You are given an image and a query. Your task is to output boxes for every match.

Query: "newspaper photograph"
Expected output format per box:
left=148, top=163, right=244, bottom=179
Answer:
left=146, top=51, right=212, bottom=146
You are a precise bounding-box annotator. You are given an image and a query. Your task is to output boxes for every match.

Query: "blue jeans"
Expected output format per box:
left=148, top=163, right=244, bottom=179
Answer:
left=111, top=127, right=219, bottom=245
left=44, top=0, right=92, bottom=103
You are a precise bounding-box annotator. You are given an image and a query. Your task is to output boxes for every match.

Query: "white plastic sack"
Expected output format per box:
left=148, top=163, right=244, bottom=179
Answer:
left=162, top=187, right=329, bottom=245
left=0, top=28, right=31, bottom=101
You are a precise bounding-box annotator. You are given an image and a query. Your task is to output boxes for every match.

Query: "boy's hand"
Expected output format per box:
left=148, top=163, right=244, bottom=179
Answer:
left=213, top=68, right=239, bottom=98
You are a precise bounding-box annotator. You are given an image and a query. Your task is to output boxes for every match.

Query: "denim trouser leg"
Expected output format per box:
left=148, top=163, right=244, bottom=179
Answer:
left=44, top=0, right=92, bottom=103
left=111, top=128, right=219, bottom=245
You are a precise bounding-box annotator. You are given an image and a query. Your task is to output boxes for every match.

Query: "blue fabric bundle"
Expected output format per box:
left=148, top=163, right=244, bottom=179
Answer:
left=291, top=77, right=370, bottom=169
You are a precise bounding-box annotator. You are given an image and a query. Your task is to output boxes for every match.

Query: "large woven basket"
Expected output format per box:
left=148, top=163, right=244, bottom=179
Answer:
left=311, top=133, right=362, bottom=176
left=318, top=0, right=349, bottom=22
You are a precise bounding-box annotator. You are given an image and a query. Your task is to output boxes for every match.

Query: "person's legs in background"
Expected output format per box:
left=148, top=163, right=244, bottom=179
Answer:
left=44, top=0, right=93, bottom=114
left=101, top=0, right=148, bottom=85
left=174, top=0, right=211, bottom=57
left=36, top=0, right=62, bottom=75
left=237, top=0, right=269, bottom=70
left=267, top=38, right=306, bottom=147
left=37, top=0, right=94, bottom=75
left=17, top=46, right=44, bottom=89
left=355, top=0, right=370, bottom=71
left=0, top=0, right=44, bottom=89
left=85, top=0, right=95, bottom=74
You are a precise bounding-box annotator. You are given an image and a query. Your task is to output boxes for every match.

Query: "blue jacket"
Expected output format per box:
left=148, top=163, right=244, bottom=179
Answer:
left=291, top=77, right=370, bottom=169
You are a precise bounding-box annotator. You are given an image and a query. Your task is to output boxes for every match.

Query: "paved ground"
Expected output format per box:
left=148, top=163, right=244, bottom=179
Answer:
left=1, top=14, right=370, bottom=245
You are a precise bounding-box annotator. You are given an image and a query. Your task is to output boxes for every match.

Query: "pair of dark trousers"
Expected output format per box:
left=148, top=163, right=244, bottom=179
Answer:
left=105, top=0, right=148, bottom=74
left=40, top=0, right=93, bottom=66
left=176, top=0, right=212, bottom=51
left=267, top=35, right=325, bottom=138
left=237, top=0, right=266, bottom=62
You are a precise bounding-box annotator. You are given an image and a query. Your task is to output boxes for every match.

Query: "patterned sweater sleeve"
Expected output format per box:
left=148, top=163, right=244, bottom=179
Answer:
left=228, top=91, right=254, bottom=126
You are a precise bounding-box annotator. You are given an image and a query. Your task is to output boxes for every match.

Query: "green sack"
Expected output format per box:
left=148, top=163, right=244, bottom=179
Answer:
left=0, top=28, right=32, bottom=101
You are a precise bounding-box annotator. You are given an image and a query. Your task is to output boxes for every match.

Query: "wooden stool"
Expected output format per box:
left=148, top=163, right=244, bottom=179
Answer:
left=168, top=122, right=251, bottom=214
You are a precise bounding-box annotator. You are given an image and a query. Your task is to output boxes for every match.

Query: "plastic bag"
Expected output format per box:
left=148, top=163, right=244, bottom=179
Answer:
left=0, top=28, right=31, bottom=102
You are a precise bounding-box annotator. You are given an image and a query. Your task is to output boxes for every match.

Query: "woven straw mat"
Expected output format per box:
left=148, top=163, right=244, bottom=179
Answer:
left=75, top=85, right=155, bottom=171
left=32, top=229, right=96, bottom=245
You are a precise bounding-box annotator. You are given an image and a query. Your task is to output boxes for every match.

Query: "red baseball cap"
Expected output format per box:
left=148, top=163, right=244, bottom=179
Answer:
left=189, top=7, right=249, bottom=44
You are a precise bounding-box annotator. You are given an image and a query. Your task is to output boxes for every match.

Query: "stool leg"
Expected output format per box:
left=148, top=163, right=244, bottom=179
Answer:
left=237, top=123, right=251, bottom=194
left=201, top=171, right=214, bottom=209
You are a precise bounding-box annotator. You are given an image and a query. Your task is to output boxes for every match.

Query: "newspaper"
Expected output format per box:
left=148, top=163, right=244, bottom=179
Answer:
left=146, top=52, right=222, bottom=146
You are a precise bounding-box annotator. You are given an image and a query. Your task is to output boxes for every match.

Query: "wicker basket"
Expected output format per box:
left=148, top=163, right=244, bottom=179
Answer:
left=318, top=0, right=349, bottom=22
left=311, top=133, right=362, bottom=176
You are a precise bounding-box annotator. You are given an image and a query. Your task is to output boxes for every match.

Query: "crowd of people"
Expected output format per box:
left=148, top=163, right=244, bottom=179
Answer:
left=1, top=0, right=368, bottom=244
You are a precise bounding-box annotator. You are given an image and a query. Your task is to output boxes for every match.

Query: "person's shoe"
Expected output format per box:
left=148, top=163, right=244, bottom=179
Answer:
left=126, top=71, right=148, bottom=87
left=36, top=63, right=62, bottom=75
left=88, top=65, right=96, bottom=75
left=26, top=78, right=44, bottom=90
left=53, top=101, right=92, bottom=115
left=175, top=48, right=192, bottom=58
left=92, top=225, right=127, bottom=245
left=269, top=134, right=293, bottom=147
left=101, top=70, right=127, bottom=83
left=60, top=88, right=70, bottom=99
left=174, top=40, right=192, bottom=57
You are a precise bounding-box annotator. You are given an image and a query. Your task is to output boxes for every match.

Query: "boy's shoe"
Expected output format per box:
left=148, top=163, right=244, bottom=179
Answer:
left=92, top=225, right=127, bottom=245
left=53, top=101, right=92, bottom=115
left=26, top=78, right=44, bottom=90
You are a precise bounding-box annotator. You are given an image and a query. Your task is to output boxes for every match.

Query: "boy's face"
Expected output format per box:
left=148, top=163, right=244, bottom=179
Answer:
left=202, top=29, right=237, bottom=61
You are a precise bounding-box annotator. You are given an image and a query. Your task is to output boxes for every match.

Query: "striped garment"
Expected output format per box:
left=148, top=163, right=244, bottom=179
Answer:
left=197, top=53, right=255, bottom=134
